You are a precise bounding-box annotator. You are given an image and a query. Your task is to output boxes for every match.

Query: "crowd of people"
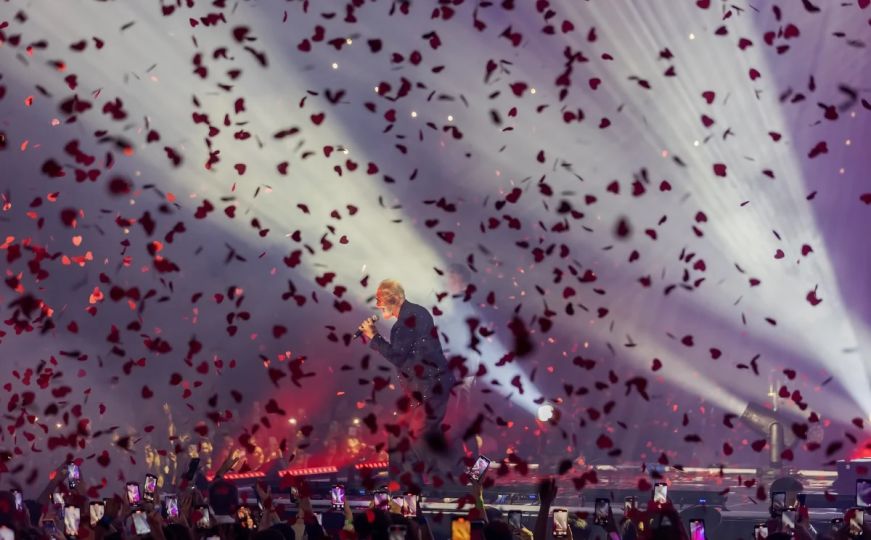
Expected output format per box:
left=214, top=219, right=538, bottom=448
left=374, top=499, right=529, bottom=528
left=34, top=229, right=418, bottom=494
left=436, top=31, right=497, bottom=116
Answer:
left=0, top=453, right=868, bottom=540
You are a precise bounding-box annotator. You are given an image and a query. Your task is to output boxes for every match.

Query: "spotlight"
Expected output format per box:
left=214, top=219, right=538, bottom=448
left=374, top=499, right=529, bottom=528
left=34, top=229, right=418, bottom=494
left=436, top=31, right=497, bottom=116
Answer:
left=537, top=405, right=554, bottom=422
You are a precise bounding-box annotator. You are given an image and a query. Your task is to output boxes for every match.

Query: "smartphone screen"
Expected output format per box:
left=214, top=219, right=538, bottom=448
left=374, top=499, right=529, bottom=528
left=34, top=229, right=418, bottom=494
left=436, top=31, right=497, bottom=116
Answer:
left=468, top=455, right=492, bottom=482
left=89, top=501, right=105, bottom=527
left=689, top=519, right=706, bottom=540
left=553, top=509, right=568, bottom=537
left=508, top=510, right=522, bottom=529
left=238, top=507, right=255, bottom=529
left=143, top=474, right=157, bottom=502
left=754, top=524, right=769, bottom=539
left=132, top=509, right=151, bottom=535
left=0, top=526, right=13, bottom=540
left=195, top=504, right=211, bottom=529
left=165, top=495, right=179, bottom=518
left=63, top=505, right=81, bottom=537
left=857, top=478, right=871, bottom=508
left=392, top=495, right=405, bottom=512
left=373, top=490, right=389, bottom=509
left=452, top=517, right=472, bottom=540
left=594, top=499, right=610, bottom=525
left=782, top=508, right=796, bottom=531
left=68, top=463, right=81, bottom=488
left=848, top=509, right=864, bottom=535
left=624, top=496, right=636, bottom=513
left=12, top=490, right=22, bottom=511
left=771, top=491, right=786, bottom=514
left=125, top=482, right=141, bottom=505
left=331, top=485, right=346, bottom=509
left=653, top=483, right=668, bottom=504
left=404, top=493, right=418, bottom=516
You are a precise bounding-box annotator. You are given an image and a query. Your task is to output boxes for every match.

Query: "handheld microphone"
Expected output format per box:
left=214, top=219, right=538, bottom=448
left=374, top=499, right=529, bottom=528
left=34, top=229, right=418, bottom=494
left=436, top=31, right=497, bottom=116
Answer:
left=353, top=315, right=379, bottom=339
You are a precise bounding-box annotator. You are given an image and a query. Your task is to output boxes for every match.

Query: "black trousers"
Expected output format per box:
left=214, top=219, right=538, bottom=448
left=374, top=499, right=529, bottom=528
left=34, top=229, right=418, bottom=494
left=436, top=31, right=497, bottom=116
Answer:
left=387, top=385, right=453, bottom=489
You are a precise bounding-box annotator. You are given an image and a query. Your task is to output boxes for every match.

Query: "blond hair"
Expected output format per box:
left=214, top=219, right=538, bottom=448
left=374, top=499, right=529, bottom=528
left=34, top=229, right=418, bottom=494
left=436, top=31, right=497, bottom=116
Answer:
left=377, top=279, right=406, bottom=306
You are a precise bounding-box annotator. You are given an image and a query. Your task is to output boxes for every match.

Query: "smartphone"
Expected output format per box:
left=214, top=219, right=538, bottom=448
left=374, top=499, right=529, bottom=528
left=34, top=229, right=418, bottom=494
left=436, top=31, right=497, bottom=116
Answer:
left=653, top=483, right=668, bottom=504
left=64, top=505, right=81, bottom=537
left=389, top=524, right=407, bottom=540
left=857, top=478, right=871, bottom=508
left=143, top=474, right=158, bottom=502
left=331, top=484, right=346, bottom=510
left=771, top=491, right=786, bottom=514
left=183, top=457, right=201, bottom=481
left=238, top=506, right=255, bottom=529
left=753, top=523, right=769, bottom=539
left=52, top=492, right=65, bottom=506
left=392, top=495, right=405, bottom=512
left=553, top=509, right=568, bottom=538
left=68, top=462, right=81, bottom=489
left=782, top=507, right=797, bottom=532
left=452, top=516, right=472, bottom=540
left=404, top=493, right=419, bottom=516
left=164, top=495, right=179, bottom=519
left=594, top=498, right=610, bottom=526
left=12, top=490, right=22, bottom=511
left=0, top=526, right=13, bottom=540
left=373, top=489, right=389, bottom=509
left=195, top=504, right=211, bottom=529
left=624, top=496, right=636, bottom=513
left=126, top=482, right=141, bottom=505
left=848, top=509, right=864, bottom=536
left=468, top=455, right=492, bottom=482
left=508, top=510, right=522, bottom=529
left=132, top=509, right=151, bottom=535
left=689, top=519, right=706, bottom=540
left=89, top=501, right=106, bottom=527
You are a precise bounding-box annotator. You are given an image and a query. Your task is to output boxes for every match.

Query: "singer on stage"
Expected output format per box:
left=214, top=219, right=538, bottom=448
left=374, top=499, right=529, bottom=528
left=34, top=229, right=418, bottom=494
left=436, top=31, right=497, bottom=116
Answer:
left=357, top=279, right=455, bottom=483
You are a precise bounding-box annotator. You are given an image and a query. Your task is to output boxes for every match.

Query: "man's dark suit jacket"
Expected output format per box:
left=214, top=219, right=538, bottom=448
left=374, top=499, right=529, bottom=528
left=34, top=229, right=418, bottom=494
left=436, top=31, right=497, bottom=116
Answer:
left=368, top=300, right=454, bottom=400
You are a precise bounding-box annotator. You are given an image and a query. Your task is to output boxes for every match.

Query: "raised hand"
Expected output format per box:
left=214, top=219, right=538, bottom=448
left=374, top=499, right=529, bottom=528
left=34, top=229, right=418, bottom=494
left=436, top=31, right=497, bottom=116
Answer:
left=538, top=477, right=558, bottom=507
left=214, top=451, right=240, bottom=479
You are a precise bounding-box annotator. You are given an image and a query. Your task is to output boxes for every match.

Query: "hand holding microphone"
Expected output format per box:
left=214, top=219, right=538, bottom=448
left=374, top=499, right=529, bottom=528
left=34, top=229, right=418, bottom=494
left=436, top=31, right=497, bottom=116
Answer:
left=354, top=315, right=379, bottom=340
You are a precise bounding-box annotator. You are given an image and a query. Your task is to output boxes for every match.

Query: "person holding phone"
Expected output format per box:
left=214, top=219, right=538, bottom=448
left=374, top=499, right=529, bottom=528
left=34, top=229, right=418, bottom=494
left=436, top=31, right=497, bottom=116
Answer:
left=534, top=478, right=558, bottom=540
left=357, top=279, right=457, bottom=483
left=468, top=476, right=489, bottom=525
left=644, top=489, right=690, bottom=540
